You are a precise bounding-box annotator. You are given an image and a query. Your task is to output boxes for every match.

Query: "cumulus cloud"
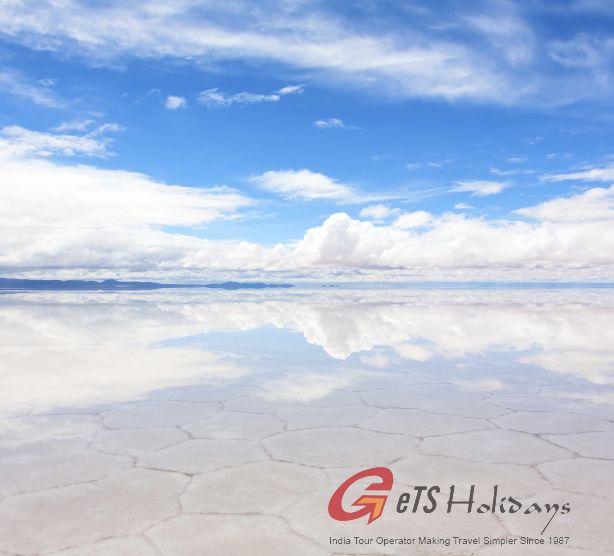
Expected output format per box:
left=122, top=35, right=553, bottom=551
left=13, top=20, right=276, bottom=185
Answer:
left=451, top=180, right=507, bottom=196
left=165, top=95, right=187, bottom=109
left=0, top=131, right=259, bottom=274
left=288, top=208, right=614, bottom=276
left=314, top=118, right=345, bottom=129
left=517, top=185, right=614, bottom=222
left=2, top=135, right=614, bottom=280
left=393, top=211, right=433, bottom=229
left=251, top=169, right=357, bottom=202
left=0, top=124, right=120, bottom=158
left=541, top=165, right=614, bottom=183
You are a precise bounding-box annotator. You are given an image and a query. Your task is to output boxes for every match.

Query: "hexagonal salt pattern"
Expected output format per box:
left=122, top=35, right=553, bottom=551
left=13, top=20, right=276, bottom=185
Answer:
left=390, top=454, right=551, bottom=497
left=541, top=431, right=614, bottom=459
left=278, top=405, right=378, bottom=430
left=138, top=438, right=267, bottom=474
left=146, top=514, right=329, bottom=556
left=0, top=469, right=187, bottom=554
left=539, top=458, right=614, bottom=499
left=91, top=427, right=190, bottom=457
left=181, top=460, right=328, bottom=514
left=0, top=449, right=132, bottom=495
left=50, top=536, right=159, bottom=555
left=101, top=401, right=220, bottom=429
left=2, top=289, right=614, bottom=555
left=263, top=427, right=419, bottom=467
left=493, top=411, right=611, bottom=434
left=415, top=398, right=510, bottom=418
left=183, top=411, right=284, bottom=439
left=422, top=429, right=572, bottom=464
left=360, top=408, right=493, bottom=437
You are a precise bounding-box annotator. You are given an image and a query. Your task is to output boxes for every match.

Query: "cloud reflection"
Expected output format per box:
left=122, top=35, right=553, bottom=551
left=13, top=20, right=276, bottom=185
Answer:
left=1, top=289, right=613, bottom=410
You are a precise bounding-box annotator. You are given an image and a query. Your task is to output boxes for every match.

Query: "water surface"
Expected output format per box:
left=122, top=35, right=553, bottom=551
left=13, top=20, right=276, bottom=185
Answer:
left=0, top=288, right=613, bottom=555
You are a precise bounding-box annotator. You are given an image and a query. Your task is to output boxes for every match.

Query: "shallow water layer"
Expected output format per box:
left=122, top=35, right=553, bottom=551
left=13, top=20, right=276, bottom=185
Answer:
left=0, top=288, right=613, bottom=555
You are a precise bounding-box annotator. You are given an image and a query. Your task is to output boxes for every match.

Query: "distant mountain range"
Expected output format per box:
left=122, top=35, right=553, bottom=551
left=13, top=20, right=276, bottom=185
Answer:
left=0, top=279, right=293, bottom=291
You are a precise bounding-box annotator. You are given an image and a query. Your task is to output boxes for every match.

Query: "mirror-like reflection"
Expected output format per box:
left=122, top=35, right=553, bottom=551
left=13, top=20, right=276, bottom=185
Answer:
left=1, top=289, right=613, bottom=409
left=1, top=288, right=613, bottom=554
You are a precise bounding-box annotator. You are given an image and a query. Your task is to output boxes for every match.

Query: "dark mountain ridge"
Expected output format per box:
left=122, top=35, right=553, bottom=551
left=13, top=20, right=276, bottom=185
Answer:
left=0, top=278, right=293, bottom=291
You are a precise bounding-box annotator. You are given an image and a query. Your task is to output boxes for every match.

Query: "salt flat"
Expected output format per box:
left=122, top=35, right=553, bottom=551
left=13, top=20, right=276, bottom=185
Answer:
left=0, top=288, right=613, bottom=555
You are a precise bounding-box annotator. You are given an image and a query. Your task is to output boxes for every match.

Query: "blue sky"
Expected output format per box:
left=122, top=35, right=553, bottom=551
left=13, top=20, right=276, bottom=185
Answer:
left=1, top=1, right=613, bottom=281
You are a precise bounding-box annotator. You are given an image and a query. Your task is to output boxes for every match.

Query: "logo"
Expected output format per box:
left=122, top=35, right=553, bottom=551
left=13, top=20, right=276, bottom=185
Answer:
left=328, top=467, right=572, bottom=536
left=328, top=467, right=393, bottom=524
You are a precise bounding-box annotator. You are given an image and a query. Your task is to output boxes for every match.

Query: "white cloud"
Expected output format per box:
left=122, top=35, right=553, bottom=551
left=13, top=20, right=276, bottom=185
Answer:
left=1, top=2, right=609, bottom=106
left=0, top=125, right=120, bottom=158
left=54, top=119, right=96, bottom=132
left=0, top=128, right=254, bottom=275
left=276, top=84, right=305, bottom=95
left=251, top=169, right=356, bottom=201
left=90, top=123, right=123, bottom=136
left=517, top=185, right=614, bottom=222
left=394, top=344, right=432, bottom=362
left=197, top=84, right=302, bottom=108
left=165, top=95, right=187, bottom=110
left=359, top=204, right=400, bottom=221
left=2, top=140, right=614, bottom=280
left=541, top=165, right=614, bottom=183
left=0, top=158, right=251, bottom=230
left=464, top=8, right=535, bottom=67
left=289, top=207, right=614, bottom=277
left=198, top=88, right=280, bottom=108
left=490, top=167, right=534, bottom=177
left=546, top=153, right=573, bottom=161
left=252, top=169, right=399, bottom=204
left=393, top=211, right=433, bottom=229
left=548, top=33, right=607, bottom=69
left=454, top=203, right=474, bottom=210
left=451, top=180, right=507, bottom=196
left=0, top=69, right=60, bottom=107
left=507, top=156, right=528, bottom=163
left=314, top=118, right=345, bottom=129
